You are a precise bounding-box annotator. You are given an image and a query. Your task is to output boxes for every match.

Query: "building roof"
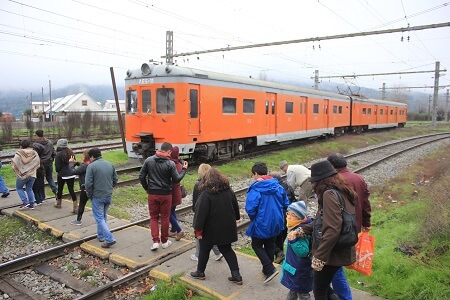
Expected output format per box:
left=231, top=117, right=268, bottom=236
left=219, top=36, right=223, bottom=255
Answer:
left=44, top=92, right=103, bottom=113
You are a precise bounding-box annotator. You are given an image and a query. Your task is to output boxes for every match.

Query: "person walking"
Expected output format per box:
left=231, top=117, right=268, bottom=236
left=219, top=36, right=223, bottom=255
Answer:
left=246, top=162, right=290, bottom=284
left=0, top=161, right=10, bottom=198
left=279, top=160, right=313, bottom=202
left=289, top=160, right=357, bottom=300
left=54, top=139, right=77, bottom=212
left=68, top=150, right=91, bottom=226
left=11, top=140, right=40, bottom=209
left=85, top=148, right=118, bottom=248
left=139, top=142, right=188, bottom=251
left=190, top=168, right=243, bottom=285
left=33, top=130, right=58, bottom=195
left=32, top=161, right=46, bottom=205
left=168, top=146, right=185, bottom=241
left=327, top=153, right=372, bottom=300
left=280, top=201, right=314, bottom=300
left=190, top=163, right=223, bottom=262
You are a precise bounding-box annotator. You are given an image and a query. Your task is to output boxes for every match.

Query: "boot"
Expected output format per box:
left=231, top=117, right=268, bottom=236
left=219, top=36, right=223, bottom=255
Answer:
left=228, top=269, right=243, bottom=285
left=54, top=198, right=62, bottom=208
left=72, top=201, right=78, bottom=214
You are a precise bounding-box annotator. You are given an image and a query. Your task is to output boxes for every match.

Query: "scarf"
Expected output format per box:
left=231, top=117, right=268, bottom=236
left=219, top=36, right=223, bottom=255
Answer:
left=156, top=150, right=171, bottom=159
left=11, top=148, right=40, bottom=180
left=287, top=217, right=307, bottom=230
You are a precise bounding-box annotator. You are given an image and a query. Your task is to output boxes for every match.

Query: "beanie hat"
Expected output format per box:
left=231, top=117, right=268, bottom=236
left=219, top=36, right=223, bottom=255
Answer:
left=56, top=139, right=68, bottom=148
left=288, top=201, right=307, bottom=219
left=310, top=160, right=337, bottom=182
left=327, top=153, right=347, bottom=168
left=279, top=160, right=288, bottom=169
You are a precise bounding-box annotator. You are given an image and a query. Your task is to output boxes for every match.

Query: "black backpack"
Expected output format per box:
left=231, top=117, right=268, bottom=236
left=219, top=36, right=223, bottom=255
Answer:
left=313, top=188, right=358, bottom=249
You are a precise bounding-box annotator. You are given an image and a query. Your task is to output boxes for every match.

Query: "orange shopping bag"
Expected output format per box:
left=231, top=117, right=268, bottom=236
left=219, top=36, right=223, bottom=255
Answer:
left=346, top=232, right=375, bottom=276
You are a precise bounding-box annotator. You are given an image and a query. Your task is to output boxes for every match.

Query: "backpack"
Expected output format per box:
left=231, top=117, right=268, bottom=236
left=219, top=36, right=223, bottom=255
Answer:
left=313, top=188, right=358, bottom=249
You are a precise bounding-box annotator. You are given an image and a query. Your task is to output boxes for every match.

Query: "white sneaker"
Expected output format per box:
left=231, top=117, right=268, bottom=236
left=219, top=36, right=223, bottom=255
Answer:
left=151, top=243, right=159, bottom=251
left=214, top=253, right=223, bottom=261
left=161, top=240, right=172, bottom=249
left=190, top=254, right=198, bottom=261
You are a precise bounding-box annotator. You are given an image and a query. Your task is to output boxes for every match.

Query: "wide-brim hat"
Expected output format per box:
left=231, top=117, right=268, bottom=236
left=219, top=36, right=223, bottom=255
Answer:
left=310, top=160, right=337, bottom=182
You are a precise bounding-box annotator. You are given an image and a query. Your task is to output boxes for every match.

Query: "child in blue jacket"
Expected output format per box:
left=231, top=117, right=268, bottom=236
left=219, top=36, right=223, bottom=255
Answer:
left=281, top=201, right=313, bottom=300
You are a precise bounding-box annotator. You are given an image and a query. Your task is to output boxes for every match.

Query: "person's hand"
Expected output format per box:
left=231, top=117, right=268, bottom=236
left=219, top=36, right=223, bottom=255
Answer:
left=182, top=161, right=188, bottom=169
left=69, top=156, right=76, bottom=163
left=311, top=256, right=325, bottom=271
left=197, top=236, right=202, bottom=240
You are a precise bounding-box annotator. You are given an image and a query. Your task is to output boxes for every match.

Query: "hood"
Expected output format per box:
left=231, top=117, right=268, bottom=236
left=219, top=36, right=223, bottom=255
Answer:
left=35, top=137, right=49, bottom=145
left=249, top=178, right=280, bottom=195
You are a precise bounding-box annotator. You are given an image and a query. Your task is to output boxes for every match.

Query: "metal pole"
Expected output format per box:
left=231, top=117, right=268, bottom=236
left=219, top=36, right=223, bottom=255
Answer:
left=314, top=70, right=319, bottom=90
left=49, top=79, right=52, bottom=122
left=432, top=61, right=440, bottom=127
left=109, top=67, right=127, bottom=154
left=382, top=83, right=386, bottom=100
left=30, top=92, right=33, bottom=119
left=445, top=89, right=449, bottom=122
left=41, top=87, right=44, bottom=122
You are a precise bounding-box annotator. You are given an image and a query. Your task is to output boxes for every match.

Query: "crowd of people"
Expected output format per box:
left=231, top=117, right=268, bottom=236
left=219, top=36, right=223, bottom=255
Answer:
left=1, top=133, right=373, bottom=299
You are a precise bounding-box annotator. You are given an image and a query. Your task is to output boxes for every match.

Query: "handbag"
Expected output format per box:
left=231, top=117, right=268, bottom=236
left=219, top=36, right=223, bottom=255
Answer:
left=346, top=232, right=375, bottom=276
left=181, top=185, right=187, bottom=198
left=313, top=189, right=358, bottom=249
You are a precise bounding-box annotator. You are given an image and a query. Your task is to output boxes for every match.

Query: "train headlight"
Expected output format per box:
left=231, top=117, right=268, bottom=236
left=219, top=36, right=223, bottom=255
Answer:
left=141, top=63, right=151, bottom=76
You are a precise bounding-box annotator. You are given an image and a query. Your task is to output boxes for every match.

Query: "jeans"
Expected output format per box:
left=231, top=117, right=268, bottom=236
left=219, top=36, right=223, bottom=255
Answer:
left=251, top=236, right=276, bottom=275
left=197, top=239, right=239, bottom=273
left=91, top=196, right=115, bottom=243
left=44, top=164, right=57, bottom=194
left=332, top=267, right=353, bottom=300
left=147, top=194, right=171, bottom=243
left=16, top=177, right=36, bottom=205
left=76, top=190, right=89, bottom=221
left=32, top=187, right=45, bottom=204
left=169, top=206, right=182, bottom=233
left=313, top=265, right=340, bottom=300
left=0, top=174, right=9, bottom=195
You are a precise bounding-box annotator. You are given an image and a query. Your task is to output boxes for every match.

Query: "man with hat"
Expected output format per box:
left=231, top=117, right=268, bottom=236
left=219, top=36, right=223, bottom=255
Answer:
left=279, top=160, right=313, bottom=202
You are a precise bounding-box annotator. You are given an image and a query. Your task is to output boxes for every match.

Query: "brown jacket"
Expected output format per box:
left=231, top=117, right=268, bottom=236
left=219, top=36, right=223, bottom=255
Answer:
left=304, top=189, right=356, bottom=266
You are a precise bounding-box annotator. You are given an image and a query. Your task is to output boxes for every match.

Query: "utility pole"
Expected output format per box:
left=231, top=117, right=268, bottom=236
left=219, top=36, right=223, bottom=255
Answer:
left=428, top=95, right=432, bottom=121
left=49, top=79, right=52, bottom=122
left=445, top=89, right=449, bottom=122
left=382, top=83, right=386, bottom=100
left=314, top=70, right=319, bottom=90
left=41, top=87, right=44, bottom=122
left=30, top=92, right=33, bottom=119
left=165, top=31, right=173, bottom=65
left=432, top=61, right=440, bottom=127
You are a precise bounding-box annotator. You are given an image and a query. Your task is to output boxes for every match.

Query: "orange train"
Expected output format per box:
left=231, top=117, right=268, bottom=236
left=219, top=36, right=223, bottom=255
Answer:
left=124, top=64, right=407, bottom=161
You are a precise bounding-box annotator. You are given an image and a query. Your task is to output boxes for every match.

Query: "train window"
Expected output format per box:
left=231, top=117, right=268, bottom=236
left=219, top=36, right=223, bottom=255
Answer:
left=338, top=106, right=343, bottom=114
left=285, top=102, right=293, bottom=114
left=299, top=103, right=303, bottom=114
left=156, top=88, right=175, bottom=114
left=380, top=109, right=383, bottom=115
left=304, top=103, right=307, bottom=114
left=126, top=90, right=138, bottom=114
left=333, top=106, right=338, bottom=114
left=368, top=108, right=372, bottom=115
left=222, top=97, right=236, bottom=114
left=265, top=100, right=269, bottom=114
left=142, top=90, right=151, bottom=113
left=313, top=104, right=319, bottom=114
left=243, top=99, right=255, bottom=113
left=362, top=108, right=367, bottom=115
left=390, top=109, right=393, bottom=115
left=272, top=101, right=275, bottom=114
left=190, top=89, right=198, bottom=118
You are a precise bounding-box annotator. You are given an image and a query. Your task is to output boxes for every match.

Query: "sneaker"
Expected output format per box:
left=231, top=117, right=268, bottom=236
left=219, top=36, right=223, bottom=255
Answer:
left=190, top=254, right=198, bottom=261
left=214, top=253, right=223, bottom=261
left=169, top=231, right=177, bottom=238
left=263, top=269, right=279, bottom=284
left=161, top=240, right=172, bottom=249
left=1, top=192, right=10, bottom=198
left=70, top=219, right=83, bottom=226
left=274, top=251, right=285, bottom=264
left=19, top=203, right=29, bottom=209
left=27, top=204, right=35, bottom=210
left=36, top=202, right=43, bottom=206
left=190, top=271, right=205, bottom=280
left=98, top=238, right=105, bottom=242
left=101, top=241, right=116, bottom=248
left=175, top=231, right=185, bottom=241
left=298, top=293, right=311, bottom=300
left=151, top=242, right=160, bottom=251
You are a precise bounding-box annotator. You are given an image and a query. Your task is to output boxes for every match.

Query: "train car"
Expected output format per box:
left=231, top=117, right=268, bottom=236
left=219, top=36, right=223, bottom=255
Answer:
left=124, top=64, right=407, bottom=161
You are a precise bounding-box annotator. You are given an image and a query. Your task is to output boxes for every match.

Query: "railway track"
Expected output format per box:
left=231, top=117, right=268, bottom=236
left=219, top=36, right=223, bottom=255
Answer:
left=0, top=132, right=448, bottom=299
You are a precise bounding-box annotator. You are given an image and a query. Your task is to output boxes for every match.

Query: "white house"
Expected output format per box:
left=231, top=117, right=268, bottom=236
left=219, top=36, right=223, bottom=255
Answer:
left=103, top=99, right=125, bottom=111
left=31, top=101, right=49, bottom=115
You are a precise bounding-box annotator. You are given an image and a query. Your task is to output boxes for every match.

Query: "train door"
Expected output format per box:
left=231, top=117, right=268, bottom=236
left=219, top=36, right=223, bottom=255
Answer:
left=324, top=99, right=330, bottom=129
left=265, top=92, right=277, bottom=135
left=188, top=84, right=200, bottom=135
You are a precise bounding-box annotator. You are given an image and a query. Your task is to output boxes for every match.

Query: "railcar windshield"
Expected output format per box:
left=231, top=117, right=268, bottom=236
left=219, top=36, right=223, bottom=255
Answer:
left=126, top=90, right=138, bottom=114
left=156, top=87, right=175, bottom=114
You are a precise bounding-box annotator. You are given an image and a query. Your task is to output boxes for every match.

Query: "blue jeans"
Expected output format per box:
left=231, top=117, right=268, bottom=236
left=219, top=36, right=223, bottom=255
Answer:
left=0, top=174, right=9, bottom=195
left=91, top=197, right=115, bottom=243
left=169, top=206, right=182, bottom=233
left=44, top=164, right=57, bottom=194
left=332, top=267, right=352, bottom=300
left=251, top=236, right=276, bottom=275
left=16, top=177, right=36, bottom=205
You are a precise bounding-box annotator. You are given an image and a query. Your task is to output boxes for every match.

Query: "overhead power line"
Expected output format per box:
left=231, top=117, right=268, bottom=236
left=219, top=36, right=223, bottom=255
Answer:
left=162, top=22, right=450, bottom=59
left=318, top=69, right=447, bottom=79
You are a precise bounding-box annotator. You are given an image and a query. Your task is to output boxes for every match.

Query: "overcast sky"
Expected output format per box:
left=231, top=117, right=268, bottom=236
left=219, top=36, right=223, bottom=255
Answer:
left=1, top=0, right=449, bottom=96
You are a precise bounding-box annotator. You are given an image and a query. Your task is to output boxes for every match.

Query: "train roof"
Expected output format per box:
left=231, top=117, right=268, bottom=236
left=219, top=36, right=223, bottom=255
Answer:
left=126, top=64, right=349, bottom=100
left=352, top=96, right=408, bottom=107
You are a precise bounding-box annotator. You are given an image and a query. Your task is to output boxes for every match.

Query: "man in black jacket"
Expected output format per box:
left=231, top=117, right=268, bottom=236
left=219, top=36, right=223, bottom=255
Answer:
left=139, top=142, right=188, bottom=251
left=33, top=130, right=57, bottom=195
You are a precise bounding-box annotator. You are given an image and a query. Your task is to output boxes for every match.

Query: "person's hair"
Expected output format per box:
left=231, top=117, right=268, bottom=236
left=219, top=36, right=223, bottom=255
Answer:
left=88, top=148, right=101, bottom=159
left=199, top=168, right=230, bottom=193
left=82, top=149, right=90, bottom=162
left=327, top=153, right=347, bottom=168
left=59, top=147, right=74, bottom=164
left=171, top=146, right=179, bottom=160
left=314, top=173, right=356, bottom=205
left=35, top=129, right=44, bottom=137
left=252, top=162, right=268, bottom=176
left=20, top=139, right=30, bottom=148
left=197, top=163, right=211, bottom=179
left=160, top=142, right=173, bottom=152
left=268, top=171, right=281, bottom=181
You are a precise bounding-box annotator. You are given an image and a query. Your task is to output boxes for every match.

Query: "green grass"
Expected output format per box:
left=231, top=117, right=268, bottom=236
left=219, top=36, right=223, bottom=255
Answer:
left=141, top=278, right=217, bottom=300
